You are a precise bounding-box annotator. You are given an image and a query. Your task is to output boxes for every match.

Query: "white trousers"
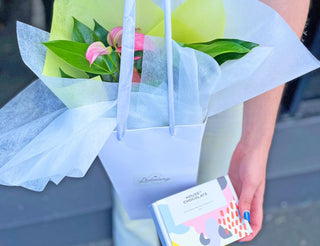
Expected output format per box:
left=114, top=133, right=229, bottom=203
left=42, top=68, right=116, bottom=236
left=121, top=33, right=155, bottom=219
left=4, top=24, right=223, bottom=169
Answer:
left=112, top=104, right=243, bottom=246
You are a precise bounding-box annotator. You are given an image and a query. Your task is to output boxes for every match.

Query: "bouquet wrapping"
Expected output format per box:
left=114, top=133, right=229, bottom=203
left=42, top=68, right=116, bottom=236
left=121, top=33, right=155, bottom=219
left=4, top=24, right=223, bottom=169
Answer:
left=0, top=0, right=319, bottom=219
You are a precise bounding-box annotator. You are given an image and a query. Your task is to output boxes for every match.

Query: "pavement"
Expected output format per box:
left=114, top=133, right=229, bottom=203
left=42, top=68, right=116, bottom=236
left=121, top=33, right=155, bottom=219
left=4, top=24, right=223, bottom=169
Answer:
left=241, top=202, right=320, bottom=246
left=1, top=1, right=320, bottom=246
left=77, top=202, right=320, bottom=246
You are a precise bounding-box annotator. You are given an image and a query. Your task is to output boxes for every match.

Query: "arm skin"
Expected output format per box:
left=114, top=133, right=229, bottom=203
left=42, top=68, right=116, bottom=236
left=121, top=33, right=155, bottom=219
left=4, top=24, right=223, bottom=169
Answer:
left=228, top=0, right=310, bottom=242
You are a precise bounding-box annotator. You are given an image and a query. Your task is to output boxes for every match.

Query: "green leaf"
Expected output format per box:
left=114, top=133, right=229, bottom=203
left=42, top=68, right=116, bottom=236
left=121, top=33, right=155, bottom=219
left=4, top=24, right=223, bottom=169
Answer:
left=214, top=52, right=249, bottom=65
left=134, top=51, right=143, bottom=75
left=134, top=51, right=143, bottom=58
left=94, top=19, right=109, bottom=46
left=43, top=40, right=114, bottom=74
left=106, top=51, right=119, bottom=73
left=72, top=17, right=100, bottom=44
left=188, top=38, right=258, bottom=49
left=59, top=68, right=75, bottom=78
left=86, top=72, right=98, bottom=78
left=101, top=74, right=115, bottom=82
left=225, top=39, right=259, bottom=50
left=183, top=39, right=259, bottom=64
left=134, top=58, right=143, bottom=75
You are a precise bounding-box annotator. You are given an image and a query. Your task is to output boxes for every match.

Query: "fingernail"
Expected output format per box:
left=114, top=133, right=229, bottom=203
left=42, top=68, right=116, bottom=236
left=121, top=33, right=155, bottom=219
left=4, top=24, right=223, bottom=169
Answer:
left=244, top=211, right=250, bottom=222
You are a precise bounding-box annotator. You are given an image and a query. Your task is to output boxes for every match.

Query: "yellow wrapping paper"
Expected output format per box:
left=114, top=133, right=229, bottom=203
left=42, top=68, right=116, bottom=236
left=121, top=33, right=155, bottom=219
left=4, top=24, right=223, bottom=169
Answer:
left=43, top=0, right=225, bottom=77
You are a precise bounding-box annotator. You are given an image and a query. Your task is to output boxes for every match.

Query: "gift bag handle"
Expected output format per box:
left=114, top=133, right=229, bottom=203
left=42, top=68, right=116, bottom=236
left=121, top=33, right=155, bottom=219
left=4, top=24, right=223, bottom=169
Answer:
left=117, top=0, right=175, bottom=140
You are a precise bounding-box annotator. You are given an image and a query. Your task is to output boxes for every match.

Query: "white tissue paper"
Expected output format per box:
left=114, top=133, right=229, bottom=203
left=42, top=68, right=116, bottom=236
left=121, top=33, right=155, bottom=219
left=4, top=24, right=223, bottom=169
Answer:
left=0, top=0, right=318, bottom=195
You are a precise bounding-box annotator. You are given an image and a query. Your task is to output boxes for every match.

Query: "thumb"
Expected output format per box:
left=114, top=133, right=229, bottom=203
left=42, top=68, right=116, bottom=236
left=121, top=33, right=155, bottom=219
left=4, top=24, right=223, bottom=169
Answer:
left=238, top=183, right=256, bottom=222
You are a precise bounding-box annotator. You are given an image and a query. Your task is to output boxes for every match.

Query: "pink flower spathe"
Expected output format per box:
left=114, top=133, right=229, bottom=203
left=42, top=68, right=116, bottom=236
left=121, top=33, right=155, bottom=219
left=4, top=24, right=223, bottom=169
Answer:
left=107, top=27, right=145, bottom=53
left=86, top=41, right=113, bottom=65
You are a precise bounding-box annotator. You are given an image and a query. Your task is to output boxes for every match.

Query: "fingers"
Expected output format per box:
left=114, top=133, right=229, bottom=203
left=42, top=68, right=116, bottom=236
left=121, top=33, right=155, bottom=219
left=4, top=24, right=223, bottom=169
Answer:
left=239, top=182, right=265, bottom=242
left=238, top=180, right=257, bottom=222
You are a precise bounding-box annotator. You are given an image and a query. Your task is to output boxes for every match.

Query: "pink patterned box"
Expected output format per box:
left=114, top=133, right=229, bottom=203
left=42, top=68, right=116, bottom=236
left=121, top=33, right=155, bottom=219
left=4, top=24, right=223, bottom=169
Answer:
left=150, top=175, right=252, bottom=246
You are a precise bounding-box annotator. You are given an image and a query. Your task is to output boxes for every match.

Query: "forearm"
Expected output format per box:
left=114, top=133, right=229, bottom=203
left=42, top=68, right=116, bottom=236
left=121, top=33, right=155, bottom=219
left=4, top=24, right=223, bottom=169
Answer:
left=241, top=85, right=284, bottom=152
left=241, top=0, right=310, bottom=151
left=230, top=1, right=311, bottom=241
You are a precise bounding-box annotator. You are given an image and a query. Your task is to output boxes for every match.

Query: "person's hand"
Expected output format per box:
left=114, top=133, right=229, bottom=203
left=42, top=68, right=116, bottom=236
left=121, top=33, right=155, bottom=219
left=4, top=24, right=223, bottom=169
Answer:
left=228, top=140, right=269, bottom=242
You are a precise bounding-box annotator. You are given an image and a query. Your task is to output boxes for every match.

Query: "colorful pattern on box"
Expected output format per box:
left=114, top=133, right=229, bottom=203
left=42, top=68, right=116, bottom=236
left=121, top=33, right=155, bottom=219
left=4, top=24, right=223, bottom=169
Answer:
left=158, top=177, right=252, bottom=246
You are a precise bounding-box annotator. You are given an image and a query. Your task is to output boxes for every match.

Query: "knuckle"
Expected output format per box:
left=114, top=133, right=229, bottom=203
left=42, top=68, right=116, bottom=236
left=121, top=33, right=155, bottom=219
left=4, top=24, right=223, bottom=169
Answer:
left=239, top=196, right=252, bottom=206
left=243, top=178, right=259, bottom=188
left=240, top=199, right=251, bottom=208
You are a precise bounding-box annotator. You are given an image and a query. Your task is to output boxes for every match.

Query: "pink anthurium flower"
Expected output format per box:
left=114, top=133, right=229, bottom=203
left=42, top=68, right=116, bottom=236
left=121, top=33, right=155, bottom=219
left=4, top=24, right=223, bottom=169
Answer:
left=86, top=41, right=113, bottom=66
left=107, top=27, right=146, bottom=53
left=107, top=27, right=123, bottom=49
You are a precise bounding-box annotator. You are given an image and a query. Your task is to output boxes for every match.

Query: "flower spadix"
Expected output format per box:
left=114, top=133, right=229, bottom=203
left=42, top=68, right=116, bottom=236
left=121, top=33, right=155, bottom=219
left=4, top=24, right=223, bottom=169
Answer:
left=107, top=27, right=145, bottom=52
left=86, top=41, right=113, bottom=65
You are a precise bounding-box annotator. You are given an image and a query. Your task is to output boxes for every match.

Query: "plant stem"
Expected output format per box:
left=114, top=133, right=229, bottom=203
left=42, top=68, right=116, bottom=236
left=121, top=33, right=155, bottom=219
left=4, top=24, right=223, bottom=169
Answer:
left=116, top=52, right=121, bottom=65
left=101, top=56, right=118, bottom=82
left=108, top=54, right=119, bottom=73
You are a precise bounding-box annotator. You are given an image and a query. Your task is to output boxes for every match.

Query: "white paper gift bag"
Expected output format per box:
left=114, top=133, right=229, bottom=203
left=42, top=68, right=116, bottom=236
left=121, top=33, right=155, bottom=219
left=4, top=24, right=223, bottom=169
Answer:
left=1, top=0, right=319, bottom=209
left=99, top=0, right=213, bottom=219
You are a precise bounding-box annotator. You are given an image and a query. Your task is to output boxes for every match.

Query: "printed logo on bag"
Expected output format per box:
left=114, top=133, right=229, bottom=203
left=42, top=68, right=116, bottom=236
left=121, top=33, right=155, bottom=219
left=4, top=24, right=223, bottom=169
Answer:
left=134, top=174, right=173, bottom=186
